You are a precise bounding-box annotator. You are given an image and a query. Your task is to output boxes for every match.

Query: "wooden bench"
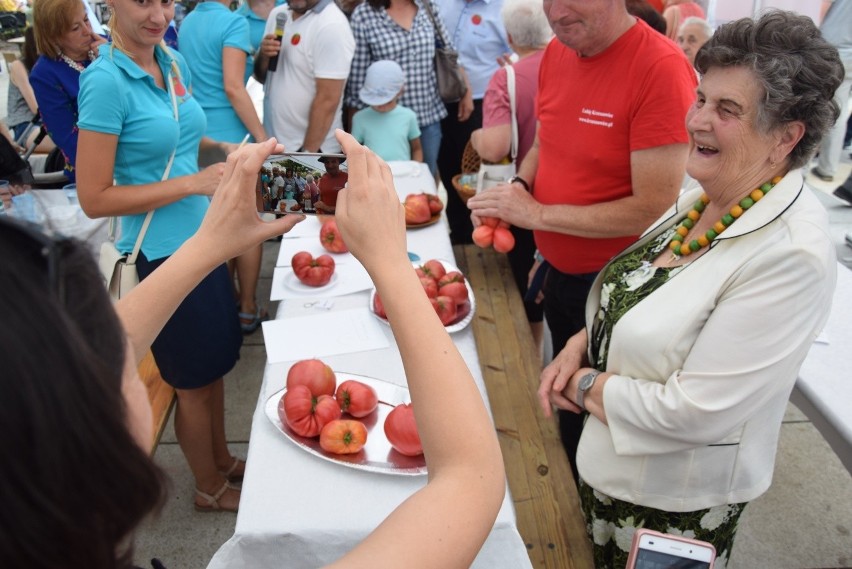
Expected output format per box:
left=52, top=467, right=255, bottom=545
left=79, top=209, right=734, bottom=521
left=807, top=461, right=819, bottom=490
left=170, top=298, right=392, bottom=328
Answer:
left=137, top=350, right=176, bottom=454
left=454, top=245, right=594, bottom=569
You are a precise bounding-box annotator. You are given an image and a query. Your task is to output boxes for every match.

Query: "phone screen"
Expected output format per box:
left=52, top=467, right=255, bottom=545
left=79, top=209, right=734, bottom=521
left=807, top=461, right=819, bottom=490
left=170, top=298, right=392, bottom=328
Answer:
left=634, top=549, right=711, bottom=569
left=258, top=153, right=347, bottom=216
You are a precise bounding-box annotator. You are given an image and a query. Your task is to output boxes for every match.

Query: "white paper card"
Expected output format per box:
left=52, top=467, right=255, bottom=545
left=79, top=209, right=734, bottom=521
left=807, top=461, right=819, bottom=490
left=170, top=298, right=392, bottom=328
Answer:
left=270, top=262, right=374, bottom=300
left=261, top=308, right=390, bottom=363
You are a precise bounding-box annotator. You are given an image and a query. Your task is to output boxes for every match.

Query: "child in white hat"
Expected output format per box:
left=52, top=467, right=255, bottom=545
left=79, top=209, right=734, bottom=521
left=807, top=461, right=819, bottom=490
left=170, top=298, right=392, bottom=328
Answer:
left=352, top=60, right=423, bottom=163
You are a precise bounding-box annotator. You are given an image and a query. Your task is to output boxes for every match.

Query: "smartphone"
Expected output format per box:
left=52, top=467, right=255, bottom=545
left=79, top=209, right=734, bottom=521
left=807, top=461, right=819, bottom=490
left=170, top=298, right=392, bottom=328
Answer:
left=625, top=529, right=716, bottom=569
left=258, top=152, right=347, bottom=216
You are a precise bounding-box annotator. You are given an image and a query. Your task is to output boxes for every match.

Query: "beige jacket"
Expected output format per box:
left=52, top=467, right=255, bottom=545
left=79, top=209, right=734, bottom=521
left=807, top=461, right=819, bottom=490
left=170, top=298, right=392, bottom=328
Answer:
left=577, top=170, right=836, bottom=512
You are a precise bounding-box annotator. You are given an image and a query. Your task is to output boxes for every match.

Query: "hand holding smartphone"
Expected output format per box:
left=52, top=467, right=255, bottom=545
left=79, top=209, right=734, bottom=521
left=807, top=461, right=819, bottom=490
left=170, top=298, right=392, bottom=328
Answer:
left=625, top=529, right=716, bottom=569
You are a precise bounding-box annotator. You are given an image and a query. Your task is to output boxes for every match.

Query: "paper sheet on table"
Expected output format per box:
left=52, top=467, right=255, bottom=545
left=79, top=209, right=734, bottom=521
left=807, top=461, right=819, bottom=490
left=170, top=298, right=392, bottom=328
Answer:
left=276, top=236, right=355, bottom=266
left=281, top=216, right=322, bottom=239
left=270, top=262, right=374, bottom=300
left=261, top=308, right=390, bottom=362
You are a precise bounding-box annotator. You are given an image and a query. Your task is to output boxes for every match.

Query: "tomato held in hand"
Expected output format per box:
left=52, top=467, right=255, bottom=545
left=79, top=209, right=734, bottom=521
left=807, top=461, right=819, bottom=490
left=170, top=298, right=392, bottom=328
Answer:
left=336, top=379, right=379, bottom=417
left=319, top=219, right=348, bottom=253
left=384, top=403, right=423, bottom=456
left=286, top=358, right=337, bottom=397
left=472, top=225, right=494, bottom=248
left=280, top=385, right=342, bottom=438
left=292, top=252, right=335, bottom=286
left=493, top=227, right=516, bottom=253
left=320, top=419, right=368, bottom=454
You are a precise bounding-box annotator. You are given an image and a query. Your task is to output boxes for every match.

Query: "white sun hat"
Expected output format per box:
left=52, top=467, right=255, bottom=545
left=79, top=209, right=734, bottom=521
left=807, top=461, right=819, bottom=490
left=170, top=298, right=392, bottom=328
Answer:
left=359, top=60, right=406, bottom=106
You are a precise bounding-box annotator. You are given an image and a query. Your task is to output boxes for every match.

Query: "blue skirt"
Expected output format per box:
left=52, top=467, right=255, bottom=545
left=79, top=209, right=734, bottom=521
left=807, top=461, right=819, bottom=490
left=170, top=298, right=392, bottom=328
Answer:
left=137, top=251, right=242, bottom=389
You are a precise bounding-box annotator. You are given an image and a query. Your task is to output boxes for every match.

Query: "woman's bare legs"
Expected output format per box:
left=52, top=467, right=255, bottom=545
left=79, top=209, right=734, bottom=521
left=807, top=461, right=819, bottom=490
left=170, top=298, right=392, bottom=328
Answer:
left=174, top=380, right=240, bottom=510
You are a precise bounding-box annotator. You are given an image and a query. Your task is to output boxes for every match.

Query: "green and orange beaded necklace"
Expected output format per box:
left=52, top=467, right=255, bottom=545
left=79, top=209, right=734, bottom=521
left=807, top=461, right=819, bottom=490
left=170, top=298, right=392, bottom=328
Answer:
left=669, top=176, right=783, bottom=260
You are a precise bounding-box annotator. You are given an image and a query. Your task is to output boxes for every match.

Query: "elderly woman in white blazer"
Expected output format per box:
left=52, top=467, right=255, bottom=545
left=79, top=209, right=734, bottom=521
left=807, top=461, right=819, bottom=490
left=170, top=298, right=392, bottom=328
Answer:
left=537, top=11, right=845, bottom=569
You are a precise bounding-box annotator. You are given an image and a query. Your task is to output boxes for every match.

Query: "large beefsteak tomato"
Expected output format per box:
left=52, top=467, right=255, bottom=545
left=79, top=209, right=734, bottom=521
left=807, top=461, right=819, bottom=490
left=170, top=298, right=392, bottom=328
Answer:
left=280, top=385, right=341, bottom=438
left=319, top=219, right=348, bottom=253
left=319, top=419, right=368, bottom=454
left=291, top=252, right=335, bottom=287
left=286, top=358, right=336, bottom=396
left=384, top=403, right=423, bottom=456
left=335, top=379, right=379, bottom=417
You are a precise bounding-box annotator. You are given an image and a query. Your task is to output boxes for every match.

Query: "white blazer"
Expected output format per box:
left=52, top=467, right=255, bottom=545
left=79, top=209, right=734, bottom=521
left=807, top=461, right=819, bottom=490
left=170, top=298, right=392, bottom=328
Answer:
left=577, top=170, right=837, bottom=512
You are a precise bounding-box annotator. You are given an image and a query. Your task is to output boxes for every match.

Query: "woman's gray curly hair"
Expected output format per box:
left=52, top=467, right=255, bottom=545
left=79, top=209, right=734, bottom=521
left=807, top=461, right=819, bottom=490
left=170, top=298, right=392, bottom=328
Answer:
left=694, top=10, right=844, bottom=169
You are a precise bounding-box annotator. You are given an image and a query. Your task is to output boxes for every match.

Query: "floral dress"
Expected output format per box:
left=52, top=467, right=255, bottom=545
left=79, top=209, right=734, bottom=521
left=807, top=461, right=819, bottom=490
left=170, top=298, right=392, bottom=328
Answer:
left=581, top=226, right=746, bottom=569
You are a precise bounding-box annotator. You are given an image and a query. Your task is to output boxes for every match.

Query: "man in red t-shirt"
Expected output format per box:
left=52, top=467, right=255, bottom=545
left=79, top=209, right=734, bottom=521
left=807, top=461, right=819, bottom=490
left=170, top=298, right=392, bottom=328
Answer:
left=467, top=0, right=696, bottom=483
left=315, top=155, right=349, bottom=214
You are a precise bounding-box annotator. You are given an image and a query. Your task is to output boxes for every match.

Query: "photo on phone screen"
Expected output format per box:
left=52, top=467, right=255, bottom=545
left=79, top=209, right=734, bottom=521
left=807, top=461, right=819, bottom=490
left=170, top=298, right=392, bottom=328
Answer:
left=257, top=153, right=347, bottom=216
left=626, top=529, right=715, bottom=569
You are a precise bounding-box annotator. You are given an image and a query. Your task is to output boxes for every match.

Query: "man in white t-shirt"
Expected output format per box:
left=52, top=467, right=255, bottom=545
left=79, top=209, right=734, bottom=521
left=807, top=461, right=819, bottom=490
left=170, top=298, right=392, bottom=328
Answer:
left=253, top=0, right=355, bottom=153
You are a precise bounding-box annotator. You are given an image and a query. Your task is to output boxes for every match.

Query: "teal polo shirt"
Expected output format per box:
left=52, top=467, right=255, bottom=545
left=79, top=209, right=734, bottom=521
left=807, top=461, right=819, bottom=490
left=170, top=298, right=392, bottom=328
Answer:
left=78, top=44, right=209, bottom=260
left=178, top=1, right=253, bottom=110
left=235, top=0, right=286, bottom=55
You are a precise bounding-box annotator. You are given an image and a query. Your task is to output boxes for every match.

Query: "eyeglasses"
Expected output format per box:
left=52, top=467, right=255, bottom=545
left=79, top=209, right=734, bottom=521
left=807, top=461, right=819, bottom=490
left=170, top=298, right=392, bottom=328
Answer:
left=0, top=215, right=71, bottom=304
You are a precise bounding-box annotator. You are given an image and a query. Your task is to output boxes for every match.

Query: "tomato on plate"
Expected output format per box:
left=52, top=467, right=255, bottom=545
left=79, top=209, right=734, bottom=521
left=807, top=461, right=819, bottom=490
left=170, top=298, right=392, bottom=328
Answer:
left=286, top=358, right=337, bottom=397
left=336, top=379, right=379, bottom=417
left=320, top=419, right=368, bottom=454
left=280, top=385, right=341, bottom=438
left=291, top=252, right=335, bottom=287
left=384, top=403, right=423, bottom=456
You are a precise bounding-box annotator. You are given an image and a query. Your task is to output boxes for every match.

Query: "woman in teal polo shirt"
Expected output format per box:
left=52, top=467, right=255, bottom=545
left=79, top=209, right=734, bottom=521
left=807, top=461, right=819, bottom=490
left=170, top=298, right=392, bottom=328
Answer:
left=179, top=0, right=269, bottom=333
left=76, top=1, right=244, bottom=512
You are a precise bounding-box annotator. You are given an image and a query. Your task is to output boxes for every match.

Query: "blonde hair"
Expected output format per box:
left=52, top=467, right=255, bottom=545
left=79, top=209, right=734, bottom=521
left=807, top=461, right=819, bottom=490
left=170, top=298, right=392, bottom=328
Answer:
left=33, top=0, right=85, bottom=59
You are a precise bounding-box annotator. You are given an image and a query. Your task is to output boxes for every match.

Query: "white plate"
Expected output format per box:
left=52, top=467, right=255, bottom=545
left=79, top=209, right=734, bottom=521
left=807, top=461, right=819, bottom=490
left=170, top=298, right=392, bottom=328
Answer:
left=283, top=270, right=339, bottom=294
left=368, top=259, right=475, bottom=333
left=264, top=372, right=427, bottom=476
left=389, top=161, right=421, bottom=178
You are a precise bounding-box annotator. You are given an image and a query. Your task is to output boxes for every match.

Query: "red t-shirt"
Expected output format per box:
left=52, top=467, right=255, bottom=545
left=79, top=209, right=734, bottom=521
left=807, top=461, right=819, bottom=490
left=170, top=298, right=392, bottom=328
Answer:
left=481, top=50, right=544, bottom=166
left=533, top=20, right=696, bottom=273
left=318, top=171, right=349, bottom=208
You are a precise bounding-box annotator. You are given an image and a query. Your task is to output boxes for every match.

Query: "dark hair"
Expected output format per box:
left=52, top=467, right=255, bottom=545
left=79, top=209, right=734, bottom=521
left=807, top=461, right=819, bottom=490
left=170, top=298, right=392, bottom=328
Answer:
left=695, top=10, right=844, bottom=169
left=22, top=26, right=38, bottom=71
left=367, top=0, right=389, bottom=9
left=0, top=218, right=166, bottom=569
left=627, top=0, right=667, bottom=35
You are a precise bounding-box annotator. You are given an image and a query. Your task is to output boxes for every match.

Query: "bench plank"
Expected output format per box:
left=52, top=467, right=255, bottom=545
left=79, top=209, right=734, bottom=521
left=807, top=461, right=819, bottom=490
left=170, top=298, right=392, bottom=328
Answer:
left=455, top=245, right=594, bottom=569
left=137, top=350, right=176, bottom=454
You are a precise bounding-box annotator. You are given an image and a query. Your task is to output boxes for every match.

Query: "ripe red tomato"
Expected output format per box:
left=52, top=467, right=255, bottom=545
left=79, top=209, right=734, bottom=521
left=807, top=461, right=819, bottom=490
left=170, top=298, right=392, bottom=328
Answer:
left=430, top=295, right=458, bottom=326
left=472, top=225, right=494, bottom=248
left=438, top=281, right=468, bottom=306
left=421, top=259, right=447, bottom=281
left=292, top=252, right=335, bottom=286
left=493, top=227, right=516, bottom=253
left=335, top=380, right=379, bottom=417
left=320, top=419, right=368, bottom=454
left=319, top=219, right=348, bottom=253
left=280, top=385, right=341, bottom=438
left=286, top=358, right=337, bottom=397
left=404, top=193, right=431, bottom=224
left=384, top=403, right=423, bottom=456
left=373, top=293, right=387, bottom=318
left=480, top=216, right=500, bottom=228
left=425, top=194, right=443, bottom=215
left=437, top=271, right=465, bottom=288
left=419, top=276, right=438, bottom=299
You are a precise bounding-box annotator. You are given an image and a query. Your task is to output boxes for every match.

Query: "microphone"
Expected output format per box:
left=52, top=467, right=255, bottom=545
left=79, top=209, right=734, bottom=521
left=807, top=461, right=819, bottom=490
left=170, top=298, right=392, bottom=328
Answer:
left=268, top=12, right=288, bottom=72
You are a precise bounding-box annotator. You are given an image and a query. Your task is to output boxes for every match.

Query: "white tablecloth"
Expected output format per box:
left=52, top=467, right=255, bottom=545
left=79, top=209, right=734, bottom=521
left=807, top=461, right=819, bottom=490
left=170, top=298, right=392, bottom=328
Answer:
left=207, top=162, right=532, bottom=569
left=791, top=262, right=852, bottom=473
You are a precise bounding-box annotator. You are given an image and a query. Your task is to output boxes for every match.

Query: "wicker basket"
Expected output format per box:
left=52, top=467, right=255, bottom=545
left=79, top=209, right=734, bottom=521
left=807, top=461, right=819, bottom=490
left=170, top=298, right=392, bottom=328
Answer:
left=451, top=140, right=482, bottom=204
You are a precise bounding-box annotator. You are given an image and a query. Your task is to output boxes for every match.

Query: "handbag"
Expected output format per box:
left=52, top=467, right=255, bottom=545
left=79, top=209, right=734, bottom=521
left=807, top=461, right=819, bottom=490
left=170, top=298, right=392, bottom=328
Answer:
left=98, top=68, right=179, bottom=300
left=421, top=0, right=468, bottom=103
left=475, top=64, right=518, bottom=193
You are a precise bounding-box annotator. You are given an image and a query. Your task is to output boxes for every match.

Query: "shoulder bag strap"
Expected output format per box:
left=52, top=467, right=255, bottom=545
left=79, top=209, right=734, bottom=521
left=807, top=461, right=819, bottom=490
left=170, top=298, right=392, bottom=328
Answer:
left=420, top=0, right=448, bottom=48
left=125, top=67, right=180, bottom=264
left=506, top=64, right=518, bottom=165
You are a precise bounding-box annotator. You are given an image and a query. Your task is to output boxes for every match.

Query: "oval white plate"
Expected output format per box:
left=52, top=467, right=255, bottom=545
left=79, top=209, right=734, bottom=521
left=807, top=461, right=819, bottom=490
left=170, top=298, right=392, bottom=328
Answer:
left=283, top=270, right=339, bottom=294
left=265, top=372, right=427, bottom=476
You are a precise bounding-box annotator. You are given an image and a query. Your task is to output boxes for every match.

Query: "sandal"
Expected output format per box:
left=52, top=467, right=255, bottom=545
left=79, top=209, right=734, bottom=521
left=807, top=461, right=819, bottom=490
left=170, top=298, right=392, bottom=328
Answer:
left=239, top=307, right=269, bottom=334
left=219, top=457, right=246, bottom=483
left=195, top=481, right=240, bottom=513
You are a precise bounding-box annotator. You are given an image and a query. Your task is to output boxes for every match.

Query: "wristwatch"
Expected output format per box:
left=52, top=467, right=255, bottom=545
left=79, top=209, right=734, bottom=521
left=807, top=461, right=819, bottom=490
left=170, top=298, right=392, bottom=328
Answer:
left=575, top=370, right=601, bottom=411
left=508, top=175, right=531, bottom=193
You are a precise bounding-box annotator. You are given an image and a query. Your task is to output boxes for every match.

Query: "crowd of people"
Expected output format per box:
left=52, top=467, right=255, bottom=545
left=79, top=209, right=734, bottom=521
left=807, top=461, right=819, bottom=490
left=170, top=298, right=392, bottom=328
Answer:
left=0, top=0, right=850, bottom=567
